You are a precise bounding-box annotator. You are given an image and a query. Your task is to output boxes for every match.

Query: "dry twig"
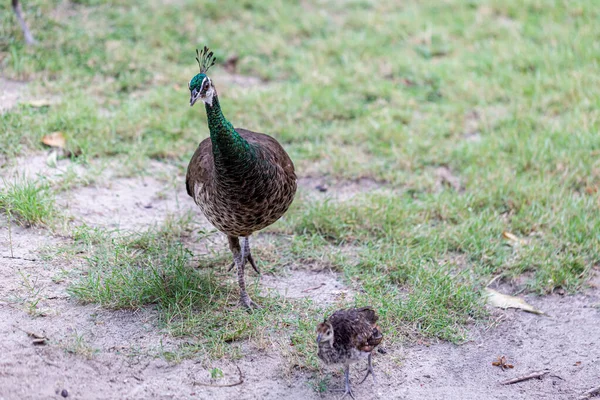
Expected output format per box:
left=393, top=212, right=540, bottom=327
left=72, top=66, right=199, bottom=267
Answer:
left=501, top=370, right=549, bottom=385
left=1, top=255, right=38, bottom=262
left=301, top=283, right=325, bottom=293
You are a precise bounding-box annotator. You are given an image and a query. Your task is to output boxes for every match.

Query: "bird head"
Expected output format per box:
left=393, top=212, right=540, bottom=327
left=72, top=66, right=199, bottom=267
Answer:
left=316, top=321, right=334, bottom=345
left=189, top=47, right=217, bottom=107
left=189, top=73, right=215, bottom=107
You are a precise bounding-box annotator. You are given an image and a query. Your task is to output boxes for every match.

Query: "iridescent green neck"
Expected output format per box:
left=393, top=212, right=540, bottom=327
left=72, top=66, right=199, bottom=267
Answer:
left=204, top=94, right=256, bottom=172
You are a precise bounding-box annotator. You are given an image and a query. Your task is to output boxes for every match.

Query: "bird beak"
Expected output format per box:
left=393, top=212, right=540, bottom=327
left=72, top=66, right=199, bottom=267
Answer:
left=190, top=88, right=200, bottom=107
left=316, top=333, right=322, bottom=343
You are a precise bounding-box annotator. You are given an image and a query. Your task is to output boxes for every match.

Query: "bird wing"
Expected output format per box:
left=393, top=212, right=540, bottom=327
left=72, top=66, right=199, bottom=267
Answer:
left=355, top=307, right=383, bottom=351
left=356, top=307, right=378, bottom=324
left=358, top=325, right=383, bottom=352
left=186, top=137, right=213, bottom=198
left=236, top=128, right=296, bottom=178
left=329, top=308, right=383, bottom=353
left=185, top=128, right=295, bottom=199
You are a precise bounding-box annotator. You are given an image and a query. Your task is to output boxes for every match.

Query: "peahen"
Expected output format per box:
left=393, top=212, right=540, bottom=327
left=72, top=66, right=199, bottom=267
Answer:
left=316, top=307, right=383, bottom=399
left=186, top=47, right=297, bottom=308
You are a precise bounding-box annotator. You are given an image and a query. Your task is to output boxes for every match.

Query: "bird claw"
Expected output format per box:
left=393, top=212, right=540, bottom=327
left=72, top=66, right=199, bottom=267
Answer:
left=338, top=365, right=356, bottom=400
left=339, top=388, right=355, bottom=400
left=239, top=294, right=261, bottom=309
left=331, top=382, right=355, bottom=399
left=358, top=366, right=376, bottom=385
left=247, top=253, right=260, bottom=274
left=359, top=353, right=377, bottom=385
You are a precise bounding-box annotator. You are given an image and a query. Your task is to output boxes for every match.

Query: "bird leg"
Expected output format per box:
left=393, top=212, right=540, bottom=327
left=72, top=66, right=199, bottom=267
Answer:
left=340, top=364, right=355, bottom=400
left=227, top=236, right=260, bottom=274
left=359, top=353, right=377, bottom=385
left=228, top=236, right=260, bottom=309
left=12, top=0, right=36, bottom=45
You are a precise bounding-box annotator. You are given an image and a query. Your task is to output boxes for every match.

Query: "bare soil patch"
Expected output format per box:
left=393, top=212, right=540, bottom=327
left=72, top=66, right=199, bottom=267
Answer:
left=298, top=177, right=394, bottom=201
left=63, top=175, right=193, bottom=231
left=0, top=78, right=27, bottom=114
left=1, top=155, right=599, bottom=400
left=396, top=289, right=600, bottom=400
left=261, top=268, right=353, bottom=306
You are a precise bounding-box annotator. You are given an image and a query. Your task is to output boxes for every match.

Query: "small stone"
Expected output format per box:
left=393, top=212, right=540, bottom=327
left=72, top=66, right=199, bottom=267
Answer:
left=315, top=184, right=328, bottom=192
left=61, top=389, right=68, bottom=398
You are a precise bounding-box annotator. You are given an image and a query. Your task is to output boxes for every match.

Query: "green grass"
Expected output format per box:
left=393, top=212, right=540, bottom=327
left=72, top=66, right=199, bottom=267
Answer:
left=67, top=219, right=326, bottom=364
left=0, top=178, right=57, bottom=226
left=1, top=0, right=600, bottom=370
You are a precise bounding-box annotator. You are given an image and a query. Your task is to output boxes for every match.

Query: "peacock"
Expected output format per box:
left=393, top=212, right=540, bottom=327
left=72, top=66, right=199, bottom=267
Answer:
left=186, top=47, right=297, bottom=308
left=316, top=307, right=383, bottom=399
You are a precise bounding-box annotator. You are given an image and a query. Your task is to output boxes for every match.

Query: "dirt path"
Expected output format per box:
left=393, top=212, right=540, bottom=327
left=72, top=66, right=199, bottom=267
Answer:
left=1, top=243, right=599, bottom=400
left=1, top=153, right=599, bottom=400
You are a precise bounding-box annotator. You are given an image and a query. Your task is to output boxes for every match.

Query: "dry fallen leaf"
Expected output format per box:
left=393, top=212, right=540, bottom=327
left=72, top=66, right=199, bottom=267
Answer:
left=492, top=356, right=514, bottom=370
left=41, top=131, right=66, bottom=148
left=26, top=331, right=45, bottom=339
left=26, top=99, right=53, bottom=107
left=502, top=231, right=524, bottom=245
left=485, top=288, right=546, bottom=315
left=27, top=331, right=48, bottom=345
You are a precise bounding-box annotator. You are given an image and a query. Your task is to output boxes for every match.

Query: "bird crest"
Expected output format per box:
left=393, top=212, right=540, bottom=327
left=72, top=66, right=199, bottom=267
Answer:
left=196, top=46, right=216, bottom=74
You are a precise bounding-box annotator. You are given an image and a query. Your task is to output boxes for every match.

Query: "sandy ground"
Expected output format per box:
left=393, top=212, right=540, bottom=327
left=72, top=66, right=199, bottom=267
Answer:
left=0, top=79, right=28, bottom=114
left=1, top=82, right=599, bottom=400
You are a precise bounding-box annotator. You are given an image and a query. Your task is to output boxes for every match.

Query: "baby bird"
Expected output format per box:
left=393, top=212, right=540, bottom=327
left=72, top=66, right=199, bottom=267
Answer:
left=316, top=307, right=383, bottom=399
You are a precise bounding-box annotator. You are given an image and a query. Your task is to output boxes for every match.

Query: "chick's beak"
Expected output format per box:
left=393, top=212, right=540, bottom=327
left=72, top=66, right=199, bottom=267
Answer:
left=316, top=333, right=322, bottom=343
left=190, top=88, right=200, bottom=107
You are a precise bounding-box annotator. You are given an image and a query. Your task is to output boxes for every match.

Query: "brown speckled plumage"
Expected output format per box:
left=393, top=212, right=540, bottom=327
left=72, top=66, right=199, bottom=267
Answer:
left=186, top=49, right=296, bottom=308
left=186, top=128, right=296, bottom=237
left=317, top=307, right=383, bottom=399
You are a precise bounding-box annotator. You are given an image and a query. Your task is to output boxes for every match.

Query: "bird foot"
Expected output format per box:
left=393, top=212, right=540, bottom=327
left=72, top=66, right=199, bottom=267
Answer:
left=359, top=353, right=377, bottom=385
left=228, top=253, right=260, bottom=274
left=359, top=365, right=377, bottom=385
left=239, top=294, right=261, bottom=309
left=338, top=366, right=356, bottom=400
left=339, top=387, right=355, bottom=400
